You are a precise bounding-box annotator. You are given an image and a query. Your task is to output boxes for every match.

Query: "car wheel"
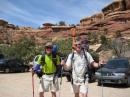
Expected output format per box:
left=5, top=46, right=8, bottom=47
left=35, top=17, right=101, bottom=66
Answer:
left=98, top=80, right=101, bottom=86
left=5, top=68, right=10, bottom=73
left=126, top=76, right=130, bottom=87
left=21, top=69, right=24, bottom=72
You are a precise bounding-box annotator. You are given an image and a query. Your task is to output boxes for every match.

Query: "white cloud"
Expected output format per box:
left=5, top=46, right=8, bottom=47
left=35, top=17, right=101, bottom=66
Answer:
left=0, top=0, right=63, bottom=26
left=0, top=0, right=31, bottom=16
left=0, top=0, right=112, bottom=27
left=0, top=0, right=42, bottom=26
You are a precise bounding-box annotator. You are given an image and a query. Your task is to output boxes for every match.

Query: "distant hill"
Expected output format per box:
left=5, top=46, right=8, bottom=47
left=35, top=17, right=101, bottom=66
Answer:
left=0, top=0, right=130, bottom=46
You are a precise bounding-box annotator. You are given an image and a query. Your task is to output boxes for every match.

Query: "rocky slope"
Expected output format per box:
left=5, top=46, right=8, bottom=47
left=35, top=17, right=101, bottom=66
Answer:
left=0, top=0, right=130, bottom=46
left=1, top=10, right=130, bottom=46
left=78, top=10, right=130, bottom=39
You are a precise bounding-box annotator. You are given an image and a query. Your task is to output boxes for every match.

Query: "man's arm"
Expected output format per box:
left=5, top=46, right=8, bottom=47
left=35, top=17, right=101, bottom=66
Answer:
left=91, top=61, right=99, bottom=68
left=86, top=52, right=101, bottom=68
left=61, top=54, right=72, bottom=70
left=61, top=60, right=71, bottom=71
left=91, top=60, right=104, bottom=68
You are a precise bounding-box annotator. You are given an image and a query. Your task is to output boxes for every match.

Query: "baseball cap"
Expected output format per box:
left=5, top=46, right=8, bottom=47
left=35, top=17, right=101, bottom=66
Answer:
left=74, top=40, right=81, bottom=45
left=45, top=42, right=53, bottom=47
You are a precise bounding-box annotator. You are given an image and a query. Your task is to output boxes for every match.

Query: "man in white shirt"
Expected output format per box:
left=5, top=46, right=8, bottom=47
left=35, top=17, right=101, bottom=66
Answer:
left=61, top=40, right=100, bottom=97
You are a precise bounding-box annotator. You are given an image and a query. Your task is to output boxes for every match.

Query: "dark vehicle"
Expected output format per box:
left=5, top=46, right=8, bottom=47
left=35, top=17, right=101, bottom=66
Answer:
left=0, top=58, right=30, bottom=73
left=95, top=58, right=130, bottom=86
left=0, top=54, right=4, bottom=59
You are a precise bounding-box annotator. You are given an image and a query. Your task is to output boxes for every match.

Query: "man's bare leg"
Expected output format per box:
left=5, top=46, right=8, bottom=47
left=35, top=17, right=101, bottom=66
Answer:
left=80, top=93, right=87, bottom=97
left=51, top=91, right=56, bottom=97
left=75, top=93, right=79, bottom=97
left=39, top=92, right=44, bottom=97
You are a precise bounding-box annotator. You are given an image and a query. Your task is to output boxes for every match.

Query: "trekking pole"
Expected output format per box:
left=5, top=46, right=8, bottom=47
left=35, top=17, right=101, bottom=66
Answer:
left=32, top=68, right=35, bottom=97
left=99, top=16, right=104, bottom=97
left=100, top=63, right=104, bottom=97
left=58, top=57, right=64, bottom=97
left=59, top=67, right=63, bottom=97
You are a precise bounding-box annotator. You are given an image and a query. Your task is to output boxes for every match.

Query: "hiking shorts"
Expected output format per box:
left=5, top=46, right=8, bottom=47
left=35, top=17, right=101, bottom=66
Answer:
left=38, top=74, right=59, bottom=92
left=72, top=83, right=88, bottom=94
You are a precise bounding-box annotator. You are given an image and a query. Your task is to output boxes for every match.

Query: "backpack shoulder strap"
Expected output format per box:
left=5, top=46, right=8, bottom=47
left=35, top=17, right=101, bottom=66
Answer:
left=52, top=53, right=57, bottom=66
left=82, top=49, right=91, bottom=71
left=40, top=54, right=45, bottom=65
left=83, top=50, right=88, bottom=64
left=71, top=52, right=75, bottom=61
left=70, top=52, right=75, bottom=65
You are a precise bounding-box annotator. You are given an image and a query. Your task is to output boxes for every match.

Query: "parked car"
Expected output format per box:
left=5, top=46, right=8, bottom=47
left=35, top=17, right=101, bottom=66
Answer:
left=0, top=58, right=30, bottom=73
left=0, top=54, right=4, bottom=59
left=95, top=58, right=130, bottom=86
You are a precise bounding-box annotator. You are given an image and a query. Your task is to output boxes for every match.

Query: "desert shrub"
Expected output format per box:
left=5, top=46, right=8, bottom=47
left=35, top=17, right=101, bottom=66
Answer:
left=100, top=35, right=112, bottom=50
left=89, top=50, right=99, bottom=63
left=0, top=37, right=36, bottom=65
left=55, top=38, right=72, bottom=57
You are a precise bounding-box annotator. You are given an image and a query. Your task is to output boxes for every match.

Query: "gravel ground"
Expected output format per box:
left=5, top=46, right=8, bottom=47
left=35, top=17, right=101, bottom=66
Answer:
left=0, top=72, right=130, bottom=97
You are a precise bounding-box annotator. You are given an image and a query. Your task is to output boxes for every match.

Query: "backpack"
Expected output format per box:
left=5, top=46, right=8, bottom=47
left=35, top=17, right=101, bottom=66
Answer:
left=70, top=49, right=94, bottom=83
left=33, top=48, right=62, bottom=78
left=52, top=44, right=58, bottom=55
left=33, top=55, right=44, bottom=78
left=81, top=38, right=89, bottom=51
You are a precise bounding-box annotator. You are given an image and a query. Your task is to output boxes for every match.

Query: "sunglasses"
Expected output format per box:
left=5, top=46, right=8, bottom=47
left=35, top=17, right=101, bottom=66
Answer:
left=45, top=46, right=52, bottom=49
left=75, top=44, right=81, bottom=46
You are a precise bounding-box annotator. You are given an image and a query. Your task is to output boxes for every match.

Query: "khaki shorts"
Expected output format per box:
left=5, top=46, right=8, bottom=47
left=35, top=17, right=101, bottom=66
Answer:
left=72, top=83, right=88, bottom=94
left=38, top=75, right=59, bottom=92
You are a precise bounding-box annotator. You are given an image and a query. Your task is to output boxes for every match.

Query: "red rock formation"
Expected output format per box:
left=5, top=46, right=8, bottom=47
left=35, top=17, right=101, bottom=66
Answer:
left=78, top=0, right=130, bottom=39
left=0, top=0, right=130, bottom=45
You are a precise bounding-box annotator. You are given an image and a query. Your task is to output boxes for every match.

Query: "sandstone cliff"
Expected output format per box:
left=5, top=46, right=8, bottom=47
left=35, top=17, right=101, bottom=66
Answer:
left=0, top=0, right=130, bottom=46
left=78, top=10, right=130, bottom=38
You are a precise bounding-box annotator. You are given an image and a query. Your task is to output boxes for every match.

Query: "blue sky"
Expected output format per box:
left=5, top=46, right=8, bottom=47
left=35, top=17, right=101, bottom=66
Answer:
left=0, top=0, right=112, bottom=28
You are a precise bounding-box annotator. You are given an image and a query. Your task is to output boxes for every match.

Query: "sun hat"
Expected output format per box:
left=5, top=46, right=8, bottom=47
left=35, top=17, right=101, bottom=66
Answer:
left=45, top=42, right=53, bottom=47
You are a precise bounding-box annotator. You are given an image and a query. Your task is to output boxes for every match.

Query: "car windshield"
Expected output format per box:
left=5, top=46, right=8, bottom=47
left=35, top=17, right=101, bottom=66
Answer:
left=105, top=59, right=129, bottom=68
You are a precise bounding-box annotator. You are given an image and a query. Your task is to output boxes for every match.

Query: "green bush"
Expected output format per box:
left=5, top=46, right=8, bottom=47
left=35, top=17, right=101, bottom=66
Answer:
left=55, top=38, right=72, bottom=57
left=89, top=50, right=99, bottom=63
left=88, top=32, right=99, bottom=44
left=0, top=36, right=100, bottom=65
left=100, top=35, right=112, bottom=50
left=0, top=37, right=36, bottom=65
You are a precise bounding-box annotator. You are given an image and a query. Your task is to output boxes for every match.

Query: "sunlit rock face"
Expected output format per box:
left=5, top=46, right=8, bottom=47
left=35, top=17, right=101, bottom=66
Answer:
left=0, top=0, right=130, bottom=45
left=102, top=0, right=130, bottom=16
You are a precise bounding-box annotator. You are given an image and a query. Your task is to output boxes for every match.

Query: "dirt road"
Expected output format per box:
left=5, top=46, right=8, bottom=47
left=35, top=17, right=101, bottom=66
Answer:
left=0, top=72, right=130, bottom=97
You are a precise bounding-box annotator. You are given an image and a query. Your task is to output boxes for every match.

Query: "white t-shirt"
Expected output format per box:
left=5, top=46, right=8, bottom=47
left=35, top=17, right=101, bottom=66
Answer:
left=66, top=51, right=94, bottom=84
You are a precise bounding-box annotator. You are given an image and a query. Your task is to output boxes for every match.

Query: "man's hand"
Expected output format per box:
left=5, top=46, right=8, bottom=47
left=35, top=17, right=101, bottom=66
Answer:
left=60, top=60, right=65, bottom=66
left=31, top=68, right=35, bottom=76
left=92, top=60, right=106, bottom=68
left=99, top=60, right=106, bottom=67
left=92, top=62, right=99, bottom=68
